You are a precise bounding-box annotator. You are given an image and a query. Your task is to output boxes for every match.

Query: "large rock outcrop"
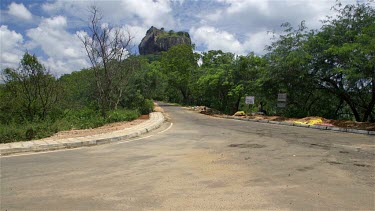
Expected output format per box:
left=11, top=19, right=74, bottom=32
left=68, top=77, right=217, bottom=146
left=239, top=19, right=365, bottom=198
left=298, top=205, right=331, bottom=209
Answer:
left=139, top=26, right=191, bottom=55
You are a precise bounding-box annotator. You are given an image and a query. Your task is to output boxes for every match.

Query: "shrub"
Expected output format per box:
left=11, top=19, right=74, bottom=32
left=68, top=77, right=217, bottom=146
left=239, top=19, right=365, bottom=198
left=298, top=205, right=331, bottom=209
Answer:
left=139, top=99, right=154, bottom=115
left=107, top=109, right=140, bottom=123
left=0, top=124, right=25, bottom=143
left=0, top=107, right=141, bottom=143
left=0, top=121, right=57, bottom=143
left=62, top=108, right=105, bottom=129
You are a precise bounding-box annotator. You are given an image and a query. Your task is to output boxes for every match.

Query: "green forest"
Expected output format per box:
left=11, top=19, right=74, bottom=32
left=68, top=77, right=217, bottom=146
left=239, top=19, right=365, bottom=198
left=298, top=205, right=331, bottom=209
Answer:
left=0, top=3, right=374, bottom=143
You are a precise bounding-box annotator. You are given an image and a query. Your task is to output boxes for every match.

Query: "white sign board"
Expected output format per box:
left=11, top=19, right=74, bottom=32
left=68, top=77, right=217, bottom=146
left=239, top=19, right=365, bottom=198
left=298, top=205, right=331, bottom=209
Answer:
left=277, top=102, right=287, bottom=108
left=245, top=96, right=255, bottom=105
left=278, top=93, right=287, bottom=102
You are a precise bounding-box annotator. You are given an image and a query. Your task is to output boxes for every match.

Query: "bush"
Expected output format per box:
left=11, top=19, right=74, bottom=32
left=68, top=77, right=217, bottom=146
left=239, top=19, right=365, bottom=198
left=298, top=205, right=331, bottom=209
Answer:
left=0, top=107, right=141, bottom=143
left=62, top=108, right=105, bottom=129
left=139, top=99, right=154, bottom=115
left=0, top=120, right=57, bottom=143
left=0, top=124, right=25, bottom=143
left=107, top=109, right=140, bottom=123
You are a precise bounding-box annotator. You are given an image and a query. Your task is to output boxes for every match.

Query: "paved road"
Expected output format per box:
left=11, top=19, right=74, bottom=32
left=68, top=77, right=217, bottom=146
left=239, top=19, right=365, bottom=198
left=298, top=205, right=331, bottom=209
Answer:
left=1, top=104, right=374, bottom=210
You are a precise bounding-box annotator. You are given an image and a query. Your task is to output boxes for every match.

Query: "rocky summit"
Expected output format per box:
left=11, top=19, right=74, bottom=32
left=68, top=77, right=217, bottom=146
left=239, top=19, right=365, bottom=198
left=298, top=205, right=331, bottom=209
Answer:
left=138, top=26, right=191, bottom=55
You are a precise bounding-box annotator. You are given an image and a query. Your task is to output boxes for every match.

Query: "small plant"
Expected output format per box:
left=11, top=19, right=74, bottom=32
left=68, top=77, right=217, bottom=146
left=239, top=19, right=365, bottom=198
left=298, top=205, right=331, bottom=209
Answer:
left=139, top=99, right=154, bottom=115
left=25, top=128, right=35, bottom=140
left=107, top=109, right=140, bottom=123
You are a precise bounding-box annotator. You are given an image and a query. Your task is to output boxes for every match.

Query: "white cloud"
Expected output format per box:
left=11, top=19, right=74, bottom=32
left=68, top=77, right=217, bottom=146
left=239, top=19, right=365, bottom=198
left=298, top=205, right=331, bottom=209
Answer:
left=40, top=0, right=175, bottom=52
left=0, top=25, right=25, bottom=69
left=42, top=57, right=88, bottom=77
left=243, top=30, right=273, bottom=55
left=205, top=0, right=342, bottom=31
left=26, top=16, right=89, bottom=76
left=44, top=15, right=67, bottom=28
left=192, top=0, right=352, bottom=55
left=42, top=0, right=175, bottom=29
left=190, top=26, right=273, bottom=55
left=222, top=0, right=269, bottom=15
left=8, top=2, right=33, bottom=20
left=123, top=25, right=149, bottom=49
left=120, top=0, right=174, bottom=28
left=190, top=26, right=245, bottom=55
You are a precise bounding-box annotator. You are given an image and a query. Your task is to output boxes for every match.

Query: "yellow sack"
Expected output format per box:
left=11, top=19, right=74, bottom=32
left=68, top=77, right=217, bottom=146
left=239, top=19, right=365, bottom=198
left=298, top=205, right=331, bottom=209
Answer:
left=308, top=119, right=323, bottom=125
left=294, top=118, right=323, bottom=125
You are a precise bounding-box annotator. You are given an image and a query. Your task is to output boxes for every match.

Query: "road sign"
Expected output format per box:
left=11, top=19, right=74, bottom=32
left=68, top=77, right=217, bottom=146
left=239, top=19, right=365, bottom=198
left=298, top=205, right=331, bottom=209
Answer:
left=245, top=96, right=255, bottom=104
left=278, top=93, right=287, bottom=102
left=277, top=93, right=287, bottom=108
left=277, top=102, right=287, bottom=108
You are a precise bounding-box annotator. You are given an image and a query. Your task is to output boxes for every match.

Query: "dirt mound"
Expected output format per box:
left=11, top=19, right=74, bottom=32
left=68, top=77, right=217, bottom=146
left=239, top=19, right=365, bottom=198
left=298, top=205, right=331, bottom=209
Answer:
left=204, top=110, right=375, bottom=131
left=328, top=120, right=375, bottom=131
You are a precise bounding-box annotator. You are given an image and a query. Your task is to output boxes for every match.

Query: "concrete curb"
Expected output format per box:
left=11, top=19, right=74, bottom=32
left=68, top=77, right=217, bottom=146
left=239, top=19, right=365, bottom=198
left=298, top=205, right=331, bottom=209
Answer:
left=222, top=116, right=374, bottom=136
left=0, top=112, right=165, bottom=156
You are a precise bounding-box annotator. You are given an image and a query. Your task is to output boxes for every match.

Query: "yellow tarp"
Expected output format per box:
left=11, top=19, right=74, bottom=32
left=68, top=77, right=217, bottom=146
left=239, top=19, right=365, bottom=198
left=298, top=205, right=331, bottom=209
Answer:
left=294, top=118, right=323, bottom=125
left=234, top=111, right=246, bottom=116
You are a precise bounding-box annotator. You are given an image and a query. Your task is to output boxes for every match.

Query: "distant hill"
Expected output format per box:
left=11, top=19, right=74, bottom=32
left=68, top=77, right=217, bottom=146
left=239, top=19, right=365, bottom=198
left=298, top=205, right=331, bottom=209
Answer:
left=138, top=26, right=191, bottom=55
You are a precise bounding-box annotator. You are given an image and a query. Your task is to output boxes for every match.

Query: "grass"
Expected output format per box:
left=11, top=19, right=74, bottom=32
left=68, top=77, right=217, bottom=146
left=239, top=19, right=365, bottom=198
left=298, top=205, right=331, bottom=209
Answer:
left=0, top=108, right=141, bottom=144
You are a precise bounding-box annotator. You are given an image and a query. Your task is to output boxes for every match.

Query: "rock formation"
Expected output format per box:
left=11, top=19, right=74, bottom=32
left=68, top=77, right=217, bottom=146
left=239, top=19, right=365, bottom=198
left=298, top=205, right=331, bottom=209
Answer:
left=139, top=26, right=192, bottom=55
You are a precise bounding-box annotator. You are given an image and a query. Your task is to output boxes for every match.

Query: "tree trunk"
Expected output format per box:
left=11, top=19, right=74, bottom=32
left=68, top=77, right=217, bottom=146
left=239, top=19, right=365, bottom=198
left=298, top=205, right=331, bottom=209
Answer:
left=334, top=99, right=344, bottom=119
left=234, top=95, right=241, bottom=114
left=342, top=93, right=361, bottom=122
left=324, top=78, right=361, bottom=121
left=180, top=87, right=188, bottom=105
left=362, top=78, right=375, bottom=122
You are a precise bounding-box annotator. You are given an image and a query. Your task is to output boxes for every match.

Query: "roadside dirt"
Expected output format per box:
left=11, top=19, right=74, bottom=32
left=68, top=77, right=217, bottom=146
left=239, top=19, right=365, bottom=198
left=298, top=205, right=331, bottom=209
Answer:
left=40, top=103, right=169, bottom=140
left=227, top=115, right=375, bottom=131
left=41, top=115, right=149, bottom=140
left=188, top=106, right=375, bottom=131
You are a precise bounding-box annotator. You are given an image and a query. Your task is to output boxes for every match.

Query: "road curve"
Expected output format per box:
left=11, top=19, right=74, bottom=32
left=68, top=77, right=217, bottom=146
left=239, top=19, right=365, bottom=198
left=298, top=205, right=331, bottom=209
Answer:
left=1, top=103, right=374, bottom=210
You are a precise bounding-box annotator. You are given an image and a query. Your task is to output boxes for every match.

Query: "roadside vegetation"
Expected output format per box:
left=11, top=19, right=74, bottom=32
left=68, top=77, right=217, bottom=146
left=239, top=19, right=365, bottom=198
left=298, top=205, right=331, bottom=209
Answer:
left=153, top=3, right=375, bottom=123
left=0, top=3, right=373, bottom=143
left=0, top=51, right=153, bottom=143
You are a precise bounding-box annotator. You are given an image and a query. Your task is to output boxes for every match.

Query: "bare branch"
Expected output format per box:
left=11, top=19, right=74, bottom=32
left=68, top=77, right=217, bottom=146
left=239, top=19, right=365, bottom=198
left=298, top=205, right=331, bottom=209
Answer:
left=79, top=6, right=135, bottom=116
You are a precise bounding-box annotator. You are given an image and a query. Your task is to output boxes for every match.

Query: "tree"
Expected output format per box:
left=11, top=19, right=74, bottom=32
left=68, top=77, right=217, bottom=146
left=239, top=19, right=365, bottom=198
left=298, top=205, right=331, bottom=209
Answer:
left=142, top=60, right=168, bottom=100
left=234, top=53, right=268, bottom=113
left=78, top=6, right=135, bottom=117
left=194, top=50, right=268, bottom=114
left=59, top=68, right=96, bottom=110
left=306, top=3, right=375, bottom=121
left=197, top=50, right=236, bottom=113
left=1, top=52, right=60, bottom=122
left=161, top=44, right=197, bottom=104
left=264, top=21, right=326, bottom=117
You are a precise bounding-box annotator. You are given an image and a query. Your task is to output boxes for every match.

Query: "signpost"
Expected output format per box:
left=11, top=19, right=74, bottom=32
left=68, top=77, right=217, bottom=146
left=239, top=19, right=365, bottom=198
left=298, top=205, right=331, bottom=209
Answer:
left=277, top=102, right=287, bottom=108
left=277, top=93, right=287, bottom=108
left=245, top=96, right=255, bottom=105
left=245, top=96, right=255, bottom=116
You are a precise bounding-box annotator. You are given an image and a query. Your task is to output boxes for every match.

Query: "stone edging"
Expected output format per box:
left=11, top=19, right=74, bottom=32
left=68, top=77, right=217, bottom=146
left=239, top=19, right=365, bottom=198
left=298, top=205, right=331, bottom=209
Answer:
left=221, top=116, right=375, bottom=136
left=0, top=112, right=165, bottom=156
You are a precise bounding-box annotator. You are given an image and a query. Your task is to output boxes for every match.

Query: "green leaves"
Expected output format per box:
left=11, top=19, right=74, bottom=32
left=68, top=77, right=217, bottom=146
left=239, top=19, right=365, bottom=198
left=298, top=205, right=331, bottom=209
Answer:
left=1, top=52, right=60, bottom=122
left=305, top=3, right=375, bottom=121
left=161, top=44, right=197, bottom=104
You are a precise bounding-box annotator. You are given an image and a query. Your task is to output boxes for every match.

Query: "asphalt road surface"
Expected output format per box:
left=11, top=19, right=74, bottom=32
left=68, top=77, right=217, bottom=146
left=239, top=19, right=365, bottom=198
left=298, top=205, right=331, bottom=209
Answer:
left=1, top=103, right=374, bottom=210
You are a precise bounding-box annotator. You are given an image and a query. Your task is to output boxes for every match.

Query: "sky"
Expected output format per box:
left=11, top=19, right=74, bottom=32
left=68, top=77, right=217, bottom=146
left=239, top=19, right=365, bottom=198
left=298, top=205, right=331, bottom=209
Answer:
left=0, top=0, right=368, bottom=77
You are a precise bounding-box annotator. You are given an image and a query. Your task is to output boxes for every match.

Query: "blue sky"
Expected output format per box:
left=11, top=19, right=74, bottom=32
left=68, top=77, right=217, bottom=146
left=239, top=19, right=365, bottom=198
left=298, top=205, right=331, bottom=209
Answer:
left=0, top=0, right=365, bottom=77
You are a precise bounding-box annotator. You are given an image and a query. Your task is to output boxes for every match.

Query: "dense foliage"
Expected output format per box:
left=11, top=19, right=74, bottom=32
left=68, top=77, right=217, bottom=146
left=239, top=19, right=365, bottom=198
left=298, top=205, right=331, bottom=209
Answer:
left=0, top=53, right=153, bottom=143
left=150, top=3, right=375, bottom=121
left=0, top=3, right=373, bottom=143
